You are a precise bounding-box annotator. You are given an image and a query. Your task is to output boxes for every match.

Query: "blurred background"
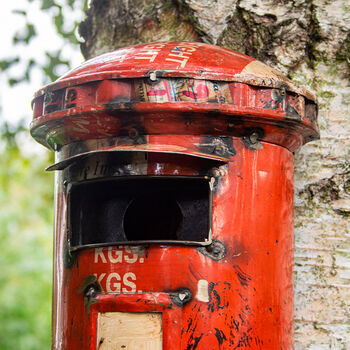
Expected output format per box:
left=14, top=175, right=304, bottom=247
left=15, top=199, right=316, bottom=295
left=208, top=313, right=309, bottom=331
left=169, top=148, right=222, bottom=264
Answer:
left=0, top=1, right=86, bottom=348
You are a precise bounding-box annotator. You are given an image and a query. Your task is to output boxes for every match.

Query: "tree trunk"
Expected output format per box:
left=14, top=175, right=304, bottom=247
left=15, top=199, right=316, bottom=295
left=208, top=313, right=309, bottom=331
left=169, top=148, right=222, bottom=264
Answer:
left=79, top=1, right=350, bottom=348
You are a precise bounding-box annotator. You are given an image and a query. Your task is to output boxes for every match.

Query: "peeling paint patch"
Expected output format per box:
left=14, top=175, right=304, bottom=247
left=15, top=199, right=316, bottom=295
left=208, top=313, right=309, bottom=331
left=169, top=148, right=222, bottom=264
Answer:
left=186, top=333, right=203, bottom=350
left=233, top=265, right=252, bottom=287
left=215, top=328, right=227, bottom=346
left=196, top=279, right=209, bottom=302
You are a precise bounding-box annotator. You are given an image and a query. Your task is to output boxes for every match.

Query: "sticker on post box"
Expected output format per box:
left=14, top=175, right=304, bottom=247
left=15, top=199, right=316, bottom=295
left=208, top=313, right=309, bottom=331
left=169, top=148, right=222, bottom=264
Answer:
left=135, top=78, right=232, bottom=104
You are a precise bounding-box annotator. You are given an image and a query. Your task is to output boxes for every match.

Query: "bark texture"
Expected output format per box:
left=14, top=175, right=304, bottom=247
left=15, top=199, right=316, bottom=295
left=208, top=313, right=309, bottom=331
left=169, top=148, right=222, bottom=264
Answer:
left=79, top=0, right=350, bottom=348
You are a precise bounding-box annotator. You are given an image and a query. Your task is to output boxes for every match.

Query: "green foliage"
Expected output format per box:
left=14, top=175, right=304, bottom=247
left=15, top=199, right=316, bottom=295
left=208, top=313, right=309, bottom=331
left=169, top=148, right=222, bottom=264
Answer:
left=43, top=51, right=70, bottom=82
left=0, top=57, right=20, bottom=71
left=4, top=0, right=87, bottom=87
left=41, top=0, right=57, bottom=10
left=0, top=122, right=27, bottom=147
left=13, top=23, right=37, bottom=45
left=40, top=0, right=81, bottom=45
left=0, top=0, right=87, bottom=348
left=0, top=128, right=54, bottom=350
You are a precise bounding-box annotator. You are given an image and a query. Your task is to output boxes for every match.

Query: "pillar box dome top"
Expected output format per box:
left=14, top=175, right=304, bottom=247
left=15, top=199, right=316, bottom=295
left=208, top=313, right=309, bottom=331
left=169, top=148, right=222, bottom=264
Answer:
left=30, top=41, right=319, bottom=162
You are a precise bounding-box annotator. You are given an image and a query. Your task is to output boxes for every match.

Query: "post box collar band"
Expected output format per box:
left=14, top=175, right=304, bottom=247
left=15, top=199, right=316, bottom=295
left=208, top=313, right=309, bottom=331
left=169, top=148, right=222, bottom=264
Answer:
left=30, top=42, right=319, bottom=153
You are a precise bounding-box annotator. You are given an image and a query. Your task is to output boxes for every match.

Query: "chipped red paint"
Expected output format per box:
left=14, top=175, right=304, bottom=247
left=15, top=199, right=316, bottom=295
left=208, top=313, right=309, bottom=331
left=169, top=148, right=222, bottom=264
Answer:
left=30, top=42, right=319, bottom=349
left=30, top=42, right=319, bottom=152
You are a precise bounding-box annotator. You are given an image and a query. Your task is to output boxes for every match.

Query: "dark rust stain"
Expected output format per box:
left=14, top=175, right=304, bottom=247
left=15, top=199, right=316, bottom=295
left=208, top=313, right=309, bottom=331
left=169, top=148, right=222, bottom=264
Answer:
left=97, top=337, right=104, bottom=349
left=186, top=333, right=203, bottom=350
left=200, top=136, right=236, bottom=159
left=285, top=104, right=301, bottom=121
left=215, top=328, right=227, bottom=346
left=207, top=281, right=227, bottom=312
left=305, top=101, right=318, bottom=122
left=63, top=241, right=78, bottom=269
left=185, top=304, right=201, bottom=349
left=77, top=275, right=102, bottom=314
left=192, top=335, right=203, bottom=349
left=233, top=265, right=252, bottom=287
left=242, top=127, right=264, bottom=150
left=186, top=318, right=193, bottom=333
left=263, top=90, right=284, bottom=110
left=213, top=290, right=224, bottom=309
left=235, top=331, right=254, bottom=348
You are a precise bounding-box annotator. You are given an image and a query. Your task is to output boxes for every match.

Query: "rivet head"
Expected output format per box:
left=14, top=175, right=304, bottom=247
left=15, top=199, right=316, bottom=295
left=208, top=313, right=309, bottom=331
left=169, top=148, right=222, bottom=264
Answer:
left=212, top=246, right=221, bottom=255
left=171, top=288, right=192, bottom=306
left=128, top=128, right=138, bottom=139
left=214, top=145, right=224, bottom=155
left=149, top=72, right=157, bottom=81
left=211, top=168, right=221, bottom=178
left=198, top=240, right=226, bottom=261
left=249, top=132, right=259, bottom=144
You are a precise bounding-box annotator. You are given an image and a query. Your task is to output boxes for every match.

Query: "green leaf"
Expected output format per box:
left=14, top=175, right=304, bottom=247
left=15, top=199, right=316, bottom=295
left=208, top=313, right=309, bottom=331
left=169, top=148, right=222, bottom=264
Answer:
left=0, top=122, right=26, bottom=147
left=54, top=8, right=79, bottom=45
left=24, top=59, right=37, bottom=81
left=0, top=57, right=20, bottom=71
left=66, top=0, right=76, bottom=9
left=40, top=0, right=56, bottom=10
left=54, top=10, right=64, bottom=31
left=13, top=23, right=37, bottom=45
left=8, top=78, right=24, bottom=86
left=42, top=51, right=70, bottom=82
left=12, top=9, right=27, bottom=16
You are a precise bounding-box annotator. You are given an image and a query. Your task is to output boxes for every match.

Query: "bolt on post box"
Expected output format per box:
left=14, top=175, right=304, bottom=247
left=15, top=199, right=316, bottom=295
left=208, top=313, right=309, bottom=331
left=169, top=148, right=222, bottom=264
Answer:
left=30, top=42, right=319, bottom=349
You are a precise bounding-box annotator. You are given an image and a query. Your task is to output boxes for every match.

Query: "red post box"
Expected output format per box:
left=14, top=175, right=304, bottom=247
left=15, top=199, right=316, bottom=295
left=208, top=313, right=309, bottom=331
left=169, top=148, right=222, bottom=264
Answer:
left=31, top=42, right=319, bottom=349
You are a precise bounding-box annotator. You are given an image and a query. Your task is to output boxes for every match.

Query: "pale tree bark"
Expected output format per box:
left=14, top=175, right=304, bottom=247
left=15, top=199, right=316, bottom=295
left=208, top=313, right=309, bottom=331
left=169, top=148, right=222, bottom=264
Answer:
left=79, top=1, right=350, bottom=348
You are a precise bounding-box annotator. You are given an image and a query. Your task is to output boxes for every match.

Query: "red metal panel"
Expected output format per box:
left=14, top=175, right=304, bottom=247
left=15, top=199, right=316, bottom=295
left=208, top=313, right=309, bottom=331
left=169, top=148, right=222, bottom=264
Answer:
left=51, top=139, right=294, bottom=349
left=30, top=43, right=319, bottom=152
left=30, top=42, right=319, bottom=349
left=36, top=42, right=255, bottom=94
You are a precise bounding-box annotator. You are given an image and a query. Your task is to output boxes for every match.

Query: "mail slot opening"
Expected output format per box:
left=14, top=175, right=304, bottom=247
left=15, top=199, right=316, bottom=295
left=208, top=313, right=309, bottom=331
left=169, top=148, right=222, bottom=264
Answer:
left=123, top=193, right=183, bottom=241
left=68, top=177, right=211, bottom=249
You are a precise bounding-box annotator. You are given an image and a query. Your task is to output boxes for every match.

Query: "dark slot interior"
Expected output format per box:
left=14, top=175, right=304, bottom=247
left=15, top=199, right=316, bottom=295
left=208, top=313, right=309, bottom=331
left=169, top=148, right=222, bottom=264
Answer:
left=124, top=193, right=183, bottom=241
left=69, top=177, right=210, bottom=247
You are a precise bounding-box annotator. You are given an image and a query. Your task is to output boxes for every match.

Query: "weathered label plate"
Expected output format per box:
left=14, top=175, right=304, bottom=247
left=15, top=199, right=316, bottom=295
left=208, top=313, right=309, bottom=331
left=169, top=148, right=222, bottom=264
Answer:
left=97, top=312, right=162, bottom=350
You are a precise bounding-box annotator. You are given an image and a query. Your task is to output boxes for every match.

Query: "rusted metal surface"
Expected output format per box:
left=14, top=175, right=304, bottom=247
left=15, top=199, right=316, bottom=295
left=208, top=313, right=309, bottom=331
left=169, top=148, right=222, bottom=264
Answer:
left=30, top=42, right=318, bottom=154
left=33, top=42, right=316, bottom=101
left=30, top=42, right=319, bottom=349
left=52, top=141, right=295, bottom=349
